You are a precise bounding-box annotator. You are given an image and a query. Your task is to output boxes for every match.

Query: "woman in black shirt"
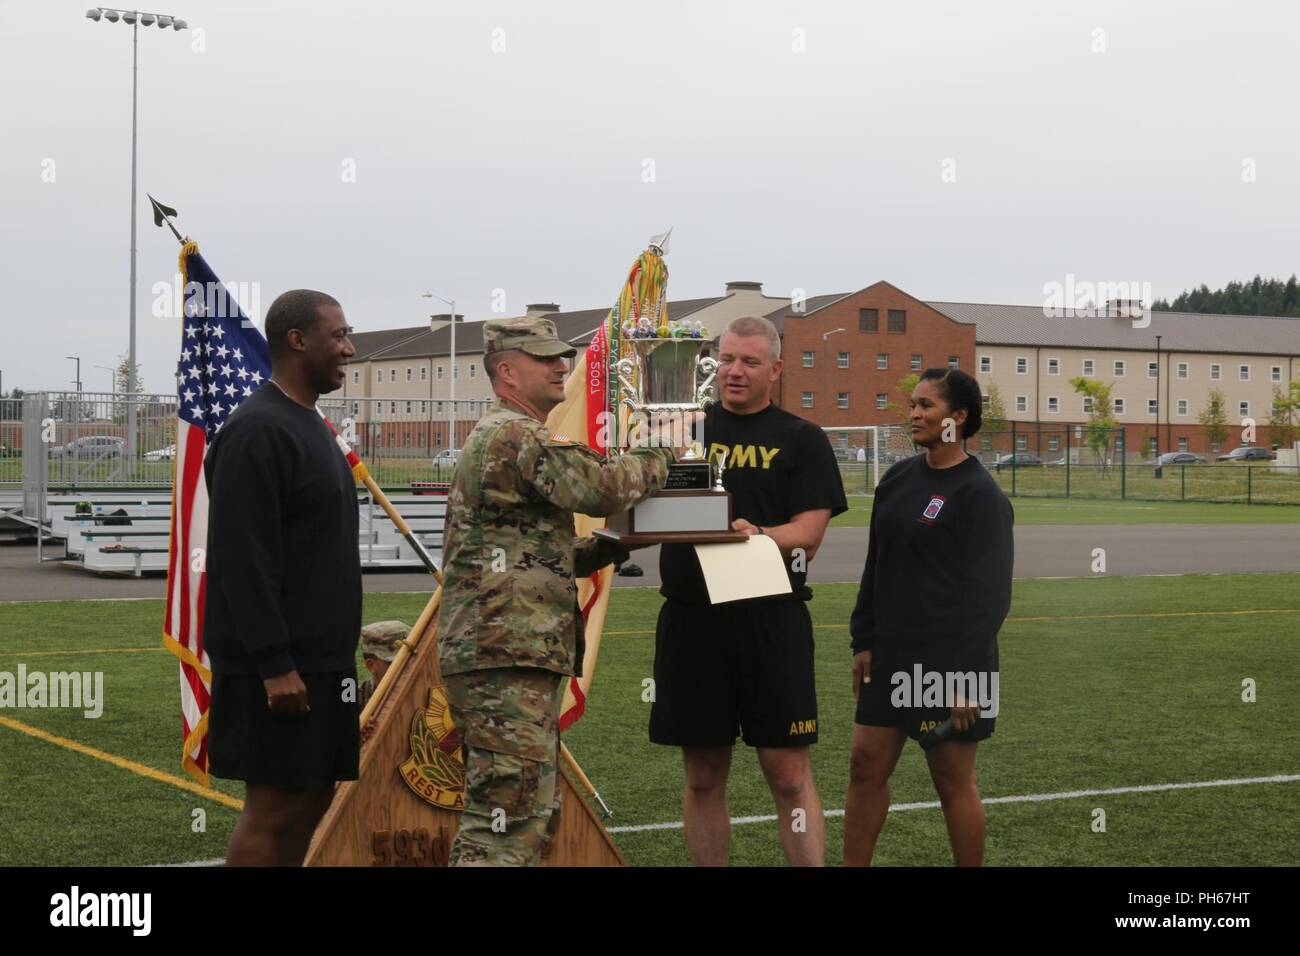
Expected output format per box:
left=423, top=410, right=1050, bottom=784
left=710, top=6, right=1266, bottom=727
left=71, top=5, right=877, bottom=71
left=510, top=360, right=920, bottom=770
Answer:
left=842, top=368, right=1013, bottom=866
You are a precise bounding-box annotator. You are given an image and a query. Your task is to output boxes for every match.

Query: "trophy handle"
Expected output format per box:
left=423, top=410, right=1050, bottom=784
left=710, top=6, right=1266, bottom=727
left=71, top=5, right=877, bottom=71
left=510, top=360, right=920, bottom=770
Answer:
left=695, top=355, right=719, bottom=408
left=615, top=357, right=639, bottom=411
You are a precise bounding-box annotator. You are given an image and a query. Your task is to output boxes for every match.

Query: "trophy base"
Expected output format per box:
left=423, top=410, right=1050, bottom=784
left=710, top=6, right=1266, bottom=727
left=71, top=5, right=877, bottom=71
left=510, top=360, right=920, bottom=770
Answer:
left=594, top=528, right=750, bottom=547
left=597, top=490, right=749, bottom=547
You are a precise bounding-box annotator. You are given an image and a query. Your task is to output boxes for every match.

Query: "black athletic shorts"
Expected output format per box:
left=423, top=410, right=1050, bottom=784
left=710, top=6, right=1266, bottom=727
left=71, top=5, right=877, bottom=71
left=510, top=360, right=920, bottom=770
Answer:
left=649, top=599, right=818, bottom=749
left=853, top=658, right=995, bottom=744
left=209, top=669, right=360, bottom=790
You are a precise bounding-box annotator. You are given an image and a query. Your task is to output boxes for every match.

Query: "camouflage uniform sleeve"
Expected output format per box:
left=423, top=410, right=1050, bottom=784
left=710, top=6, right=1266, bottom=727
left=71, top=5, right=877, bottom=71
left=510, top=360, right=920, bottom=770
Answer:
left=512, top=419, right=674, bottom=517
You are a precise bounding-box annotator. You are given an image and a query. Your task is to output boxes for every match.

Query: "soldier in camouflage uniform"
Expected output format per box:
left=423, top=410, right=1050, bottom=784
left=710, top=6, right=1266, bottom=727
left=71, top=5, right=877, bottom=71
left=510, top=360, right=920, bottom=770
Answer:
left=438, top=316, right=677, bottom=866
left=357, top=620, right=406, bottom=710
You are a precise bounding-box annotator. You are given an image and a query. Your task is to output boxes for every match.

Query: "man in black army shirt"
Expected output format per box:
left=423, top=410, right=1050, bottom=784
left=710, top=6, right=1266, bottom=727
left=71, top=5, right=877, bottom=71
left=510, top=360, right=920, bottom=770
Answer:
left=651, top=315, right=847, bottom=866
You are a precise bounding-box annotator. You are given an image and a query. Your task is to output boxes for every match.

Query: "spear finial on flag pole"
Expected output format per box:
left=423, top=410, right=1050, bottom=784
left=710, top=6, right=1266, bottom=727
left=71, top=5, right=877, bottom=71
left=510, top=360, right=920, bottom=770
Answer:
left=147, top=193, right=185, bottom=244
left=648, top=226, right=673, bottom=256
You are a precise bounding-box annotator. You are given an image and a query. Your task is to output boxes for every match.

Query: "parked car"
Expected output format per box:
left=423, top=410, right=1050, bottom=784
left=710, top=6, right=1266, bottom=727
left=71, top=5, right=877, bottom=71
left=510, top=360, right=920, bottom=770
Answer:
left=432, top=449, right=461, bottom=468
left=1146, top=452, right=1208, bottom=466
left=50, top=436, right=124, bottom=459
left=1215, top=446, right=1275, bottom=462
left=993, top=452, right=1044, bottom=469
left=144, top=444, right=176, bottom=462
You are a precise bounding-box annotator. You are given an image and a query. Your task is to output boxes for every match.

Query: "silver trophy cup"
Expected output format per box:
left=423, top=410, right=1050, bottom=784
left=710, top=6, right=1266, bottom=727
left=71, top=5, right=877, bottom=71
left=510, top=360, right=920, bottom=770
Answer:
left=615, top=338, right=718, bottom=413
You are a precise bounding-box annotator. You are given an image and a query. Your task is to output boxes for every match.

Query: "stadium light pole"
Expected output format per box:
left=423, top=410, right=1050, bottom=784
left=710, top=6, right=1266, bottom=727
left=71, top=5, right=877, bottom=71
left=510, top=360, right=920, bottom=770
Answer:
left=85, top=7, right=189, bottom=471
left=422, top=292, right=457, bottom=450
left=1155, top=333, right=1162, bottom=463
left=822, top=327, right=845, bottom=425
left=92, top=364, right=118, bottom=393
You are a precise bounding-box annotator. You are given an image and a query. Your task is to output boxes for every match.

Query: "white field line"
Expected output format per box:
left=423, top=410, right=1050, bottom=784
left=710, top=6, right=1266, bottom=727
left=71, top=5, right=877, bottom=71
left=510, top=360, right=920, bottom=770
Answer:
left=603, top=773, right=1300, bottom=834
left=154, top=772, right=1300, bottom=864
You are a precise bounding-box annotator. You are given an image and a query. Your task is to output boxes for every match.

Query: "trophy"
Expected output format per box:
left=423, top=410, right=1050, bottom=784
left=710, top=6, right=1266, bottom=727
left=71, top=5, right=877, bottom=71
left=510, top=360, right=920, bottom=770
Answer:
left=595, top=308, right=747, bottom=546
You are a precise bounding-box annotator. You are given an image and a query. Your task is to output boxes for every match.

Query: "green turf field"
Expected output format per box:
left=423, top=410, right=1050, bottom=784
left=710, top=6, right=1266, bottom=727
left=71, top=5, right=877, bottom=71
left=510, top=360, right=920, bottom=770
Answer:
left=1, top=574, right=1296, bottom=866
left=831, top=495, right=1300, bottom=527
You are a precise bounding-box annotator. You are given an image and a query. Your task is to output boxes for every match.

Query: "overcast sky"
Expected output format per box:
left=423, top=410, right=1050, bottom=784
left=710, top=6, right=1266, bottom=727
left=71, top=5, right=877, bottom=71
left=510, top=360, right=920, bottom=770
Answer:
left=3, top=0, right=1297, bottom=394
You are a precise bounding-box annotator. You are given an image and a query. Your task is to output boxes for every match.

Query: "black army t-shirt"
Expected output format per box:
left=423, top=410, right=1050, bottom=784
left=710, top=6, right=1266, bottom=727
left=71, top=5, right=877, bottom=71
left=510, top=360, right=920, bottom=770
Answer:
left=659, top=402, right=847, bottom=604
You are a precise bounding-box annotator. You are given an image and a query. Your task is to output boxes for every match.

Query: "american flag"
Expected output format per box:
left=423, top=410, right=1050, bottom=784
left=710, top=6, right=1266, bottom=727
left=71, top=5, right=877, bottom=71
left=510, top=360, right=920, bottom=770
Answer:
left=163, top=241, right=271, bottom=785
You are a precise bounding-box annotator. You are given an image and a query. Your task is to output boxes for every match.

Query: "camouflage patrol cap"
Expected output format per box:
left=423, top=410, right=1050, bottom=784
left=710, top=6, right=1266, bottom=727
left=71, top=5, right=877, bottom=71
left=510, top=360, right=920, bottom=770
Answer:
left=360, top=620, right=408, bottom=662
left=482, top=317, right=576, bottom=359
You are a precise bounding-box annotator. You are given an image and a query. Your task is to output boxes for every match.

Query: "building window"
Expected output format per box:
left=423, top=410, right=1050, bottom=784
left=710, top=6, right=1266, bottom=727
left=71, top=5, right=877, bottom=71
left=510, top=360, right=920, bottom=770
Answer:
left=887, top=309, right=907, bottom=333
left=453, top=364, right=459, bottom=380
left=802, top=351, right=815, bottom=368
left=1147, top=362, right=1158, bottom=378
left=837, top=351, right=849, bottom=369
left=1210, top=363, right=1221, bottom=380
left=859, top=308, right=878, bottom=332
left=350, top=401, right=359, bottom=415
left=801, top=391, right=814, bottom=409
left=979, top=355, right=991, bottom=373
left=981, top=395, right=991, bottom=411
left=1178, top=436, right=1189, bottom=452
left=1015, top=395, right=1028, bottom=413
left=947, top=356, right=959, bottom=369
left=877, top=353, right=889, bottom=370
left=875, top=393, right=888, bottom=410
left=352, top=370, right=359, bottom=384
left=390, top=369, right=397, bottom=383
left=1082, top=359, right=1095, bottom=376
left=375, top=369, right=382, bottom=383
left=405, top=367, right=412, bottom=382
left=1047, top=358, right=1059, bottom=375
left=1114, top=360, right=1126, bottom=377
left=436, top=365, right=444, bottom=381
left=420, top=401, right=427, bottom=413
left=1238, top=400, right=1249, bottom=417
left=1015, top=435, right=1028, bottom=451
left=469, top=363, right=477, bottom=379
left=1149, top=437, right=1158, bottom=455
left=911, top=354, right=922, bottom=371
left=1016, top=357, right=1028, bottom=374
left=837, top=392, right=849, bottom=409
left=1047, top=396, right=1059, bottom=413
left=1047, top=435, right=1060, bottom=451
left=1177, top=399, right=1188, bottom=416
left=1083, top=396, right=1094, bottom=414
left=1239, top=364, right=1250, bottom=381
left=1147, top=399, right=1158, bottom=416
left=1271, top=365, right=1282, bottom=382
left=420, top=367, right=427, bottom=382
left=1114, top=398, right=1125, bottom=414
left=1177, top=362, right=1188, bottom=379
left=389, top=401, right=397, bottom=414
left=373, top=401, right=382, bottom=415
left=1211, top=440, right=1221, bottom=453
left=405, top=401, right=413, bottom=415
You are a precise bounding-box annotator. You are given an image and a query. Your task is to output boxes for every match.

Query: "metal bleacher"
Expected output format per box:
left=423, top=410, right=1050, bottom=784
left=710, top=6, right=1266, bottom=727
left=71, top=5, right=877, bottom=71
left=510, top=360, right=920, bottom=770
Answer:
left=36, top=488, right=447, bottom=576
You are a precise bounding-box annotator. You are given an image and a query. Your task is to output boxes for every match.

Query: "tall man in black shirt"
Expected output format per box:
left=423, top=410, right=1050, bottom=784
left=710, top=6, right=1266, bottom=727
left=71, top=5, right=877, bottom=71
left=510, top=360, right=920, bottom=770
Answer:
left=651, top=315, right=847, bottom=866
left=204, top=289, right=360, bottom=866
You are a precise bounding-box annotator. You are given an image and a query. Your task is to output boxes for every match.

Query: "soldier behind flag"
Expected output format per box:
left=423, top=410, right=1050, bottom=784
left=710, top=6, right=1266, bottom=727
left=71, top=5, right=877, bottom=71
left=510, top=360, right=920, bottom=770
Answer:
left=203, top=289, right=361, bottom=867
left=358, top=620, right=406, bottom=709
left=437, top=317, right=685, bottom=866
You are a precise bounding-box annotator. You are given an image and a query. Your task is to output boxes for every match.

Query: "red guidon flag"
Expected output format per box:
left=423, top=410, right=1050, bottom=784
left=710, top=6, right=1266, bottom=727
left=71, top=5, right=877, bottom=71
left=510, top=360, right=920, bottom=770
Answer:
left=547, top=241, right=670, bottom=730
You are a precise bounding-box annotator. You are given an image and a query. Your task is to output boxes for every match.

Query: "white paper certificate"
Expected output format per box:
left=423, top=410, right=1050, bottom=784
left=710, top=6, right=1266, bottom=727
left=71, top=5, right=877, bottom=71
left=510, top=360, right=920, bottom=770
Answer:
left=693, top=534, right=793, bottom=605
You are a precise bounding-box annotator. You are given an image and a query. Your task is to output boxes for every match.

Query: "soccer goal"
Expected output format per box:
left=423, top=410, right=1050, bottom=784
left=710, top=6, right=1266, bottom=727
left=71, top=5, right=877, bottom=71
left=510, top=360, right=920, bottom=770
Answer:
left=823, top=424, right=915, bottom=495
